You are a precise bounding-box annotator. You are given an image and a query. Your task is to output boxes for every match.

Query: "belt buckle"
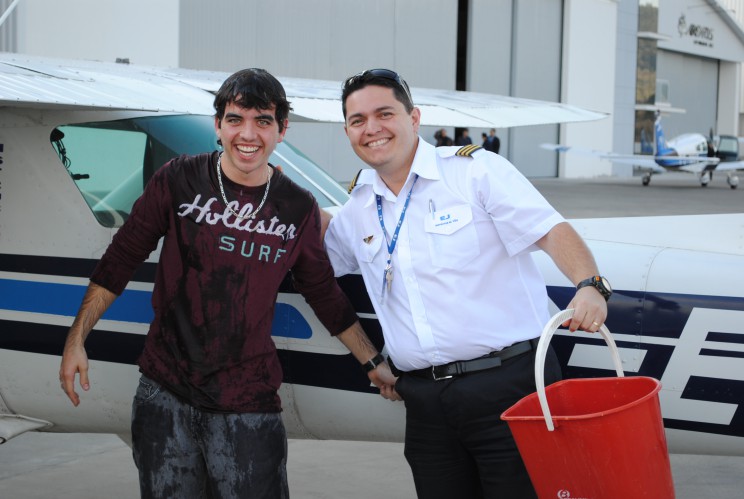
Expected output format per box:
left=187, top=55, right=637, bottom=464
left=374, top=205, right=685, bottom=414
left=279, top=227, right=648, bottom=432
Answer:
left=432, top=366, right=453, bottom=381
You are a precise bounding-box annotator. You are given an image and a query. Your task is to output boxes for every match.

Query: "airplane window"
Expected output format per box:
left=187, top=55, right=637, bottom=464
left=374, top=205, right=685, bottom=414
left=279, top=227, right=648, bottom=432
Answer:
left=52, top=125, right=149, bottom=227
left=270, top=141, right=349, bottom=209
left=717, top=136, right=737, bottom=154
left=50, top=114, right=348, bottom=228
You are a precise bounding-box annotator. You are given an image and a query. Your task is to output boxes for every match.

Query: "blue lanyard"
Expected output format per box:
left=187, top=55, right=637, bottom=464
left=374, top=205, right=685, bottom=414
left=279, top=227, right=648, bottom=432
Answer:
left=376, top=174, right=419, bottom=299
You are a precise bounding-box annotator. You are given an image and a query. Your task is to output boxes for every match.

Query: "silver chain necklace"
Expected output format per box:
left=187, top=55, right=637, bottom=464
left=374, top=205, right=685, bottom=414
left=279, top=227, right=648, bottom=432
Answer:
left=216, top=152, right=271, bottom=220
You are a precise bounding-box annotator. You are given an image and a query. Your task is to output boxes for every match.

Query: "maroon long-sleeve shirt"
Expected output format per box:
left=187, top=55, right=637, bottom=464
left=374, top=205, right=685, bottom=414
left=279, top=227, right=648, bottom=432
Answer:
left=91, top=152, right=358, bottom=413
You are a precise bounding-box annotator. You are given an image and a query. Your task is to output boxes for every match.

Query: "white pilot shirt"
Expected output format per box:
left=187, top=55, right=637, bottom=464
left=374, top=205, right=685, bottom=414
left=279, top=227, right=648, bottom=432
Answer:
left=325, top=139, right=565, bottom=371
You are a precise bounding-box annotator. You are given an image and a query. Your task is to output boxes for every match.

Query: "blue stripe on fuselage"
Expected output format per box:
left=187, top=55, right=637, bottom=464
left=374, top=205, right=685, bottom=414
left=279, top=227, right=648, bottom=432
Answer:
left=0, top=278, right=153, bottom=322
left=0, top=278, right=311, bottom=339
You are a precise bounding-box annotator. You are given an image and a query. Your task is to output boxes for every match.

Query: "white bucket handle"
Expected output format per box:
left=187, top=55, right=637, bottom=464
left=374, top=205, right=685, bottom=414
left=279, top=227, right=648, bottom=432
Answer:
left=536, top=308, right=624, bottom=431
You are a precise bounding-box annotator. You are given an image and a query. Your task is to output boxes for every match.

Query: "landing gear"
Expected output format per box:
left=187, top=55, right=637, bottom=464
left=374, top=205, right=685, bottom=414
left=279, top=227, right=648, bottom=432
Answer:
left=642, top=173, right=652, bottom=186
left=699, top=171, right=711, bottom=187
left=727, top=174, right=739, bottom=190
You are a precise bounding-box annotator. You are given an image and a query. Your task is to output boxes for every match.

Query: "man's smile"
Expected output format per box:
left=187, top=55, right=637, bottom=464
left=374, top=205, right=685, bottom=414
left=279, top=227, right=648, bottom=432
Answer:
left=367, top=137, right=391, bottom=148
left=237, top=145, right=259, bottom=154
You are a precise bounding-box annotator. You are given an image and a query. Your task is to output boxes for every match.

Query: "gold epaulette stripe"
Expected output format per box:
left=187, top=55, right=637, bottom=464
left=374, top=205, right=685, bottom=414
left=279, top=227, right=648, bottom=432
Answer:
left=347, top=169, right=363, bottom=194
left=455, top=144, right=482, bottom=157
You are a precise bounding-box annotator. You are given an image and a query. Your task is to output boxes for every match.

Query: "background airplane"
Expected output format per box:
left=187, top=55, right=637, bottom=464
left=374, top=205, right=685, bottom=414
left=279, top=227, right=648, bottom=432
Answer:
left=0, top=54, right=743, bottom=459
left=542, top=113, right=744, bottom=189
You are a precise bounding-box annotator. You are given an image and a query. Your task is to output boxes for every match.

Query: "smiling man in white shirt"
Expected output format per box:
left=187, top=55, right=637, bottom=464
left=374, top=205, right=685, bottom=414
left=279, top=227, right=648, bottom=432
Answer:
left=324, top=68, right=610, bottom=499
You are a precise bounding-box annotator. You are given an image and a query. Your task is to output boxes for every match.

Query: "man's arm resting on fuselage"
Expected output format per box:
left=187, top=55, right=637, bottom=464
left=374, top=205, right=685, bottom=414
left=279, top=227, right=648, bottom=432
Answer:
left=536, top=222, right=608, bottom=332
left=59, top=282, right=118, bottom=406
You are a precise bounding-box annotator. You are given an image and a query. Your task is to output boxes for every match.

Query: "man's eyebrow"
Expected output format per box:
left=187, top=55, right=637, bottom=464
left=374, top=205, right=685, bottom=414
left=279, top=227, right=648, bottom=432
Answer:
left=223, top=112, right=276, bottom=121
left=346, top=105, right=396, bottom=121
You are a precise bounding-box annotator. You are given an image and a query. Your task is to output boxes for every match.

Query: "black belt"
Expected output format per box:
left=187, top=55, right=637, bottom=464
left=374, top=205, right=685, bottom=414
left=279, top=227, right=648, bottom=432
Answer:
left=399, top=339, right=537, bottom=381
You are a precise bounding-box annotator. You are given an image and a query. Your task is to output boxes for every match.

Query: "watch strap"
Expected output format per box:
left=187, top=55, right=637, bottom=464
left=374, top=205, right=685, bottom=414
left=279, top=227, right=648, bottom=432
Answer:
left=362, top=353, right=385, bottom=373
left=577, top=275, right=611, bottom=301
left=576, top=276, right=597, bottom=290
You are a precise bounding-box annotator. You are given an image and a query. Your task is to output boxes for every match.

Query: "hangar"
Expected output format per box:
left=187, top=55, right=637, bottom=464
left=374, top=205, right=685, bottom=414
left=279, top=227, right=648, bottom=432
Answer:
left=1, top=0, right=743, bottom=182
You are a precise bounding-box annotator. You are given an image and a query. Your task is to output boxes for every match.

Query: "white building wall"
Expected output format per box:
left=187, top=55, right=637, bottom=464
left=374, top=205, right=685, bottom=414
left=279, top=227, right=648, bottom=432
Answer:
left=719, top=0, right=744, bottom=131
left=4, top=0, right=743, bottom=181
left=15, top=0, right=179, bottom=66
left=468, top=0, right=513, bottom=96
left=559, top=0, right=618, bottom=178
left=178, top=0, right=458, bottom=184
left=719, top=61, right=741, bottom=135
left=467, top=0, right=564, bottom=177
left=179, top=0, right=456, bottom=87
left=509, top=0, right=563, bottom=177
left=467, top=0, right=514, bottom=159
left=612, top=0, right=639, bottom=177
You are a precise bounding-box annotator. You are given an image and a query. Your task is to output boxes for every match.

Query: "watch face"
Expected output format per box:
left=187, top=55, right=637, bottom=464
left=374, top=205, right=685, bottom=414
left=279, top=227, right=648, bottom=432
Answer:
left=600, top=276, right=612, bottom=293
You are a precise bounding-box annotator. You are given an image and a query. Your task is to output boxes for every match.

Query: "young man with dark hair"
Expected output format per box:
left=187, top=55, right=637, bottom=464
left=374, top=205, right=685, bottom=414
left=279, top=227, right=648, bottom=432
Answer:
left=325, top=68, right=610, bottom=498
left=60, top=68, right=394, bottom=499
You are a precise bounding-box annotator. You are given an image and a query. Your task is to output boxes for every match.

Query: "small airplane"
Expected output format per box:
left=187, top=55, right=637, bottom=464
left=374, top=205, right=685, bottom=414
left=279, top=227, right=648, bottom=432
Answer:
left=0, top=54, right=743, bottom=459
left=542, top=113, right=744, bottom=189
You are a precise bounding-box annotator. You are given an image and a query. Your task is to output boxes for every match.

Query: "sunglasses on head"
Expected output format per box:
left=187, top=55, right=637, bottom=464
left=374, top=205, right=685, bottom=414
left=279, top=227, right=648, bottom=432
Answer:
left=344, top=68, right=413, bottom=107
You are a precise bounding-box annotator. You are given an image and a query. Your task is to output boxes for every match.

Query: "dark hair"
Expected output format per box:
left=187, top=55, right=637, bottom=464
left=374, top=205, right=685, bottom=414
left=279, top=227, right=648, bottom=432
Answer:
left=341, top=69, right=413, bottom=118
left=214, top=68, right=291, bottom=133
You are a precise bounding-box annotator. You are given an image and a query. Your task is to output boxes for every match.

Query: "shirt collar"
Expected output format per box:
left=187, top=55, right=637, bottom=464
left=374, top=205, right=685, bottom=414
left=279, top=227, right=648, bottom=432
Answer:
left=353, top=137, right=440, bottom=207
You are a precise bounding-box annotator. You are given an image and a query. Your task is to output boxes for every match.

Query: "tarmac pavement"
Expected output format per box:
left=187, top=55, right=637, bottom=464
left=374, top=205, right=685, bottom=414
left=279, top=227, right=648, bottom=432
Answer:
left=1, top=172, right=742, bottom=498
left=531, top=171, right=744, bottom=219
left=1, top=431, right=743, bottom=498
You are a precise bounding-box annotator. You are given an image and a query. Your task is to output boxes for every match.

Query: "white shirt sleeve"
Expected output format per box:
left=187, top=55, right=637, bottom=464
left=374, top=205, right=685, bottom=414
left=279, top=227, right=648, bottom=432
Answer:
left=468, top=154, right=564, bottom=257
left=324, top=210, right=359, bottom=277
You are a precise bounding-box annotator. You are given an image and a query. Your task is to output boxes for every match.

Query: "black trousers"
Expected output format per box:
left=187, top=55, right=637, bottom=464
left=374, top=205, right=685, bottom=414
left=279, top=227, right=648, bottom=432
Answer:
left=395, top=346, right=562, bottom=499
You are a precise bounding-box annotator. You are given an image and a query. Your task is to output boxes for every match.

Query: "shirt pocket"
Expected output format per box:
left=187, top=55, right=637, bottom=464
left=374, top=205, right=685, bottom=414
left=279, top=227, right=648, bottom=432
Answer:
left=424, top=204, right=480, bottom=269
left=358, top=230, right=384, bottom=263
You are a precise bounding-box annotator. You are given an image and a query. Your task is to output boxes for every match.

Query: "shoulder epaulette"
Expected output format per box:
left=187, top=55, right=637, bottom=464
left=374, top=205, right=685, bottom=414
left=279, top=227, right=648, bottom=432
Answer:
left=347, top=169, right=363, bottom=194
left=455, top=144, right=482, bottom=157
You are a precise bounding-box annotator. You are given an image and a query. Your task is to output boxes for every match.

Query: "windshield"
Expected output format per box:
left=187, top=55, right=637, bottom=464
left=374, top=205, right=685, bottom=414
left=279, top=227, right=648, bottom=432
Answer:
left=51, top=114, right=349, bottom=227
left=716, top=136, right=738, bottom=155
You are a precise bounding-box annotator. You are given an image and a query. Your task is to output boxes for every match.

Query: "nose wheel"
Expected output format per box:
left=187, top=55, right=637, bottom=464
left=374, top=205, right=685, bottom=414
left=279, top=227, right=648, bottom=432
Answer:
left=727, top=174, right=739, bottom=189
left=699, top=171, right=711, bottom=187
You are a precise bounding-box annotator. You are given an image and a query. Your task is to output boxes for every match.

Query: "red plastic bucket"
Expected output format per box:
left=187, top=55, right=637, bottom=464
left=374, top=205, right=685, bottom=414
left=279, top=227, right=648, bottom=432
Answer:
left=501, top=309, right=675, bottom=499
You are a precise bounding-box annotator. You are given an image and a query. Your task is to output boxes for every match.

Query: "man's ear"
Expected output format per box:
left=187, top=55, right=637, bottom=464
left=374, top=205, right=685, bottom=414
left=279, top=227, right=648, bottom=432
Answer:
left=278, top=119, right=289, bottom=142
left=411, top=107, right=421, bottom=134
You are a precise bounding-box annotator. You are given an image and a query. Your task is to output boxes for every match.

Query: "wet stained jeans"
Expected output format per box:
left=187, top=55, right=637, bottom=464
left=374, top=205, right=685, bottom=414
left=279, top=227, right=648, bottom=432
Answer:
left=131, top=375, right=288, bottom=499
left=395, top=345, right=562, bottom=499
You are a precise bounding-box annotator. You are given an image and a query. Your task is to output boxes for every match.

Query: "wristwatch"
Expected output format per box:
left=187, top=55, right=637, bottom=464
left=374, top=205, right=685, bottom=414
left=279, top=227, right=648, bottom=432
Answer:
left=576, top=275, right=612, bottom=301
left=362, top=353, right=386, bottom=373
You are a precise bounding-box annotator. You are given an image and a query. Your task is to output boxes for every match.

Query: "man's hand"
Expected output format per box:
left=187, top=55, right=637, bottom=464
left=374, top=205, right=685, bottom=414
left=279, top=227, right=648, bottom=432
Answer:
left=562, top=287, right=608, bottom=332
left=368, top=362, right=402, bottom=401
left=57, top=282, right=117, bottom=406
left=59, top=341, right=90, bottom=406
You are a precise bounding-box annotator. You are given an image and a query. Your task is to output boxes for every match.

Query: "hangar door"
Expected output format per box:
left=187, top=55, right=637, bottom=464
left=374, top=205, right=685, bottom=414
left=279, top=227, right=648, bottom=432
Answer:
left=656, top=50, right=718, bottom=139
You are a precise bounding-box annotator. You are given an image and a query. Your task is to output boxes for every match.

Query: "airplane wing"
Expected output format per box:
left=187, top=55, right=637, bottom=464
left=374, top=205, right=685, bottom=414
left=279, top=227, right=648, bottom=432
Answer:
left=541, top=143, right=721, bottom=173
left=540, top=143, right=666, bottom=172
left=0, top=53, right=606, bottom=128
left=156, top=66, right=607, bottom=127
left=713, top=160, right=744, bottom=172
left=0, top=54, right=216, bottom=114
